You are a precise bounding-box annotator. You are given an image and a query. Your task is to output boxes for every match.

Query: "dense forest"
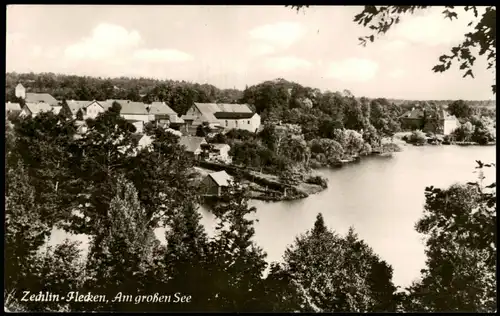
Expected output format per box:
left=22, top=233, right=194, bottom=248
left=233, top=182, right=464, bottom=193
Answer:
left=5, top=72, right=496, bottom=115
left=5, top=102, right=496, bottom=312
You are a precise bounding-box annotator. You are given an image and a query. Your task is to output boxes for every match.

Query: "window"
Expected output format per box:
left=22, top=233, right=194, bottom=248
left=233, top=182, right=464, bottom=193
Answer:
left=236, top=121, right=238, bottom=127
left=247, top=120, right=250, bottom=124
left=225, top=120, right=228, bottom=127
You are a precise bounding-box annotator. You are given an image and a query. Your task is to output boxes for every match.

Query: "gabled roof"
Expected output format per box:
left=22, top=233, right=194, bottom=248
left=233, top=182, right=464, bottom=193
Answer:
left=208, top=170, right=232, bottom=187
left=193, top=102, right=254, bottom=123
left=217, top=103, right=253, bottom=113
left=402, top=108, right=424, bottom=119
left=25, top=93, right=58, bottom=106
left=179, top=136, right=207, bottom=153
left=148, top=102, right=177, bottom=115
left=16, top=83, right=25, bottom=89
left=121, top=101, right=150, bottom=115
left=168, top=114, right=185, bottom=124
left=51, top=106, right=62, bottom=115
left=6, top=102, right=21, bottom=112
left=101, top=100, right=149, bottom=115
left=214, top=112, right=256, bottom=119
left=25, top=102, right=53, bottom=115
left=67, top=100, right=91, bottom=114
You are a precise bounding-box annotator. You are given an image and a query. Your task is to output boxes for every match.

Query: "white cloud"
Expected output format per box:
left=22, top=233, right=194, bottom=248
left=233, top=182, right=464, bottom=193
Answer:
left=249, top=43, right=275, bottom=56
left=326, top=58, right=379, bottom=82
left=264, top=56, right=312, bottom=72
left=133, top=49, right=193, bottom=62
left=65, top=23, right=141, bottom=60
left=389, top=7, right=477, bottom=46
left=249, top=22, right=305, bottom=48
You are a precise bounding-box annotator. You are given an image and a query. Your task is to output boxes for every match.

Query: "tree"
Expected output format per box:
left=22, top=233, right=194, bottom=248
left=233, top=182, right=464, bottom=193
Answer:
left=205, top=183, right=268, bottom=311
left=83, top=176, right=158, bottom=312
left=288, top=6, right=496, bottom=94
left=409, top=130, right=427, bottom=145
left=13, top=112, right=77, bottom=227
left=448, top=100, right=473, bottom=119
left=5, top=162, right=51, bottom=309
left=452, top=121, right=475, bottom=142
left=160, top=201, right=211, bottom=311
left=25, top=240, right=85, bottom=312
left=76, top=108, right=84, bottom=120
left=281, top=213, right=399, bottom=312
left=405, top=162, right=496, bottom=312
left=64, top=102, right=138, bottom=235
left=59, top=99, right=73, bottom=119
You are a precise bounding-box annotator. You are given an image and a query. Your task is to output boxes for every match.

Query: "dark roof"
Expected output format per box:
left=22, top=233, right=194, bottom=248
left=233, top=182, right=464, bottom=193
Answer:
left=214, top=112, right=256, bottom=119
left=25, top=93, right=58, bottom=106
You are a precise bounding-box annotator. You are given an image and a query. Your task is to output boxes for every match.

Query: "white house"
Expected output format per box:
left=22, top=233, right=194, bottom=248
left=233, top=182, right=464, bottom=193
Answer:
left=15, top=83, right=26, bottom=99
left=105, top=100, right=153, bottom=122
left=214, top=112, right=261, bottom=133
left=6, top=102, right=21, bottom=113
left=210, top=143, right=231, bottom=163
left=85, top=101, right=106, bottom=119
left=181, top=102, right=260, bottom=133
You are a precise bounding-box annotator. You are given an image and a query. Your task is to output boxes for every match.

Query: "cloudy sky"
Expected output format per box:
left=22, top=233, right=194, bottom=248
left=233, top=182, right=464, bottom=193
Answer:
left=6, top=5, right=495, bottom=100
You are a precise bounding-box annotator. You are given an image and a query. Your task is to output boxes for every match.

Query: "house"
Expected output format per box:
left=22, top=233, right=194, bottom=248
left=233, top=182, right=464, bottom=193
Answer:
left=400, top=107, right=459, bottom=135
left=147, top=102, right=177, bottom=121
left=129, top=120, right=145, bottom=133
left=400, top=107, right=426, bottom=130
left=178, top=136, right=207, bottom=157
left=6, top=102, right=21, bottom=113
left=23, top=88, right=59, bottom=106
left=15, top=83, right=26, bottom=99
left=19, top=102, right=53, bottom=117
left=132, top=133, right=154, bottom=151
left=104, top=100, right=153, bottom=123
left=201, top=143, right=231, bottom=163
left=181, top=102, right=260, bottom=134
left=200, top=170, right=233, bottom=196
left=214, top=112, right=261, bottom=133
left=51, top=106, right=62, bottom=115
left=85, top=101, right=106, bottom=119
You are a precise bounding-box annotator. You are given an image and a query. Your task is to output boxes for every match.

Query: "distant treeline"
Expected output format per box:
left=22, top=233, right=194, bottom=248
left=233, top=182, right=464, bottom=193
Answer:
left=5, top=72, right=244, bottom=115
left=5, top=72, right=495, bottom=115
left=386, top=98, right=496, bottom=109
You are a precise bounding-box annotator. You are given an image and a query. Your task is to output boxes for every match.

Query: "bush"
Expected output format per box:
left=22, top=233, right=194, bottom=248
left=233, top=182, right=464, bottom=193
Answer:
left=306, top=175, right=328, bottom=188
left=381, top=142, right=402, bottom=153
left=409, top=130, right=427, bottom=145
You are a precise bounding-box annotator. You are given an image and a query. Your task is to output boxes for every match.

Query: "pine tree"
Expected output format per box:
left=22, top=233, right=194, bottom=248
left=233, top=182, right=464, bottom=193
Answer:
left=157, top=201, right=211, bottom=311
left=206, top=182, right=268, bottom=312
left=59, top=99, right=73, bottom=120
left=5, top=162, right=51, bottom=309
left=83, top=176, right=157, bottom=312
left=282, top=214, right=399, bottom=312
left=76, top=108, right=84, bottom=120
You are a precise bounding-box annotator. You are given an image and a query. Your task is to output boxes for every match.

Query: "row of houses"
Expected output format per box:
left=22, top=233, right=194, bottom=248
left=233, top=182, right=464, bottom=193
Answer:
left=8, top=83, right=261, bottom=135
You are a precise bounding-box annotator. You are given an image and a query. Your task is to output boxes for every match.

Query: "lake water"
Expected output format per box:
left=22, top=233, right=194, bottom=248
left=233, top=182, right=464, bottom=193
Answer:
left=49, top=144, right=496, bottom=289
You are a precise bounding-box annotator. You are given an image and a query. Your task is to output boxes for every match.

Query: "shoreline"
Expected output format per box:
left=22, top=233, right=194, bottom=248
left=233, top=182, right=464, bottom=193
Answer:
left=195, top=149, right=400, bottom=203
